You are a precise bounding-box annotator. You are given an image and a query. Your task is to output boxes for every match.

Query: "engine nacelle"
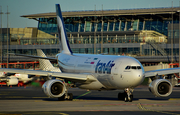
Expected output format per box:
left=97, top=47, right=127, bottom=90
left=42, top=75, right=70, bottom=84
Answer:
left=149, top=79, right=172, bottom=97
left=42, top=79, right=66, bottom=98
left=6, top=77, right=18, bottom=86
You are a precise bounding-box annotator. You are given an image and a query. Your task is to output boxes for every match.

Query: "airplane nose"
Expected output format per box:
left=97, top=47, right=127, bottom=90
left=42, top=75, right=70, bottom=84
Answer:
left=139, top=72, right=145, bottom=83
left=132, top=71, right=145, bottom=87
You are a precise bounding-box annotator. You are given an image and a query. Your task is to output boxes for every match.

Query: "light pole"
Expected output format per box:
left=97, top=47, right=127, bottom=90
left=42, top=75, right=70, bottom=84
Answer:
left=171, top=1, right=174, bottom=65
left=177, top=10, right=180, bottom=68
left=0, top=6, right=3, bottom=68
left=6, top=6, right=10, bottom=68
left=94, top=5, right=96, bottom=54
left=179, top=5, right=180, bottom=69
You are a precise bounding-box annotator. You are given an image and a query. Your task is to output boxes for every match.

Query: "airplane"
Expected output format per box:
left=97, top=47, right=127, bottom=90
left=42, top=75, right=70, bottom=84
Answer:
left=1, top=4, right=180, bottom=102
left=0, top=72, right=15, bottom=86
left=0, top=72, right=34, bottom=86
left=0, top=49, right=60, bottom=87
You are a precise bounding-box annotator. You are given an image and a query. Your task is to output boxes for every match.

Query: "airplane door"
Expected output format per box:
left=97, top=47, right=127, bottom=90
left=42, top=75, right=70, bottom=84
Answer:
left=112, top=61, right=122, bottom=76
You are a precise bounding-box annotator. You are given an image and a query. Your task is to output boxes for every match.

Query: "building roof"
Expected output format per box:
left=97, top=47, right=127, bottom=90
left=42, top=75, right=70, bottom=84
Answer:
left=21, top=7, right=180, bottom=19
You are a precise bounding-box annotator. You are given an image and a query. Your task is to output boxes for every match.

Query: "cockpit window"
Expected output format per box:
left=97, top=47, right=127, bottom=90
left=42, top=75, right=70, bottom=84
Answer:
left=125, top=66, right=141, bottom=70
left=131, top=66, right=137, bottom=69
left=125, top=66, right=130, bottom=69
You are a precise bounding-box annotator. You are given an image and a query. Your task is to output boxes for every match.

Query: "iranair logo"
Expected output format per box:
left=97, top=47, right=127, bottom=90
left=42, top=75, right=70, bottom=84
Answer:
left=95, top=60, right=115, bottom=74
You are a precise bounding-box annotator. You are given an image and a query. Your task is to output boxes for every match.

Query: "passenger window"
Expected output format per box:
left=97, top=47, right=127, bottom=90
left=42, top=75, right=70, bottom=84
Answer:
left=137, top=66, right=141, bottom=69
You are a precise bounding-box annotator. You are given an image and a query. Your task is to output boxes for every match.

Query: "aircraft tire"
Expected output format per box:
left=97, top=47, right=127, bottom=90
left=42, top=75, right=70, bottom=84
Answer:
left=129, top=95, right=133, bottom=102
left=58, top=94, right=65, bottom=101
left=118, top=92, right=125, bottom=100
left=124, top=95, right=129, bottom=102
left=124, top=94, right=133, bottom=102
left=67, top=93, right=73, bottom=101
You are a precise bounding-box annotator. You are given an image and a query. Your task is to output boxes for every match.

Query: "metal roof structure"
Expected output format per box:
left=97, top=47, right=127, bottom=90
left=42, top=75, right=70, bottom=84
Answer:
left=21, top=7, right=180, bottom=19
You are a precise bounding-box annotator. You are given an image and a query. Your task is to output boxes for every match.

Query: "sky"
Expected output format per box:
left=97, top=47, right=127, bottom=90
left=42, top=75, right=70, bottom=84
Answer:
left=1, top=0, right=180, bottom=28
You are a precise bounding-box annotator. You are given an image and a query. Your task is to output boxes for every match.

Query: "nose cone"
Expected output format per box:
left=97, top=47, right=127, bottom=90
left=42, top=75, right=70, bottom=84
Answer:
left=118, top=56, right=145, bottom=88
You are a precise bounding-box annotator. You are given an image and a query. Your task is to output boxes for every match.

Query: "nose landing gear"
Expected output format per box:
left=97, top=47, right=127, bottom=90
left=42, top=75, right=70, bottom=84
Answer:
left=118, top=88, right=134, bottom=102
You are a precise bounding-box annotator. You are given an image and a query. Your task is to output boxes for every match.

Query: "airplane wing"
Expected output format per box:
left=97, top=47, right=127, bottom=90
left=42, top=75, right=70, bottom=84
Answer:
left=0, top=68, right=96, bottom=83
left=8, top=53, right=57, bottom=61
left=145, top=67, right=180, bottom=77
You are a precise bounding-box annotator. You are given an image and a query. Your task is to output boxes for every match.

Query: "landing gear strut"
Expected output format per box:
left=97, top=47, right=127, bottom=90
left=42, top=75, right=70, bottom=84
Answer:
left=58, top=92, right=73, bottom=101
left=58, top=81, right=74, bottom=101
left=118, top=88, right=134, bottom=102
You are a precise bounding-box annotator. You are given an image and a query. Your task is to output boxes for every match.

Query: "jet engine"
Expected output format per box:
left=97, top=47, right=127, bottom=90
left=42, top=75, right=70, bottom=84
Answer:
left=42, top=79, right=66, bottom=98
left=6, top=77, right=18, bottom=86
left=149, top=79, right=172, bottom=97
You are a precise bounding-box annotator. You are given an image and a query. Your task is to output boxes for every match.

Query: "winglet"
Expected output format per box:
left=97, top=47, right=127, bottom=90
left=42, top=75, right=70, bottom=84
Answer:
left=56, top=4, right=72, bottom=55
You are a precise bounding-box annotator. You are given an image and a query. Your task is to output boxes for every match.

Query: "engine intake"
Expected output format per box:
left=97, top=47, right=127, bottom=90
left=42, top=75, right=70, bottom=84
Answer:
left=42, top=79, right=66, bottom=98
left=149, top=79, right=172, bottom=97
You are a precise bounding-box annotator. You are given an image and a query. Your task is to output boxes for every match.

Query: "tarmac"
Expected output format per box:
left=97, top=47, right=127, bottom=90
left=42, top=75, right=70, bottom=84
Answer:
left=0, top=85, right=180, bottom=115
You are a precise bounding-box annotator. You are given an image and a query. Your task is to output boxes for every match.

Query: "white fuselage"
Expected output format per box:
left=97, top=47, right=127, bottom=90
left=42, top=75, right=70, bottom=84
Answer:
left=0, top=72, right=5, bottom=77
left=57, top=53, right=145, bottom=90
left=13, top=74, right=33, bottom=83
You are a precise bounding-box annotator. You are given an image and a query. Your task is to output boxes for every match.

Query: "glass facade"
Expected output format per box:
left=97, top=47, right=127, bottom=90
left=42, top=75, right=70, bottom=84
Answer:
left=1, top=7, right=180, bottom=63
left=2, top=32, right=169, bottom=57
left=3, top=46, right=141, bottom=56
left=38, top=16, right=179, bottom=37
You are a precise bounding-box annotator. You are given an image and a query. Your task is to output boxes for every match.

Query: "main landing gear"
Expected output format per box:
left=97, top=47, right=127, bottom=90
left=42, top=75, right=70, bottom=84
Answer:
left=58, top=81, right=74, bottom=101
left=118, top=88, right=134, bottom=102
left=58, top=93, right=73, bottom=101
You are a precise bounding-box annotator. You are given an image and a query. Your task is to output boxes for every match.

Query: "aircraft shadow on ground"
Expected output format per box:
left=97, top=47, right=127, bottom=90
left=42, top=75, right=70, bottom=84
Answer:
left=0, top=96, right=176, bottom=101
left=41, top=96, right=173, bottom=102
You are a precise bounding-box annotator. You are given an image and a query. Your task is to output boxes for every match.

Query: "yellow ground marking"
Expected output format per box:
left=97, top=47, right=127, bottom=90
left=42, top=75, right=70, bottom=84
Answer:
left=59, top=113, right=69, bottom=115
left=169, top=98, right=180, bottom=100
left=137, top=103, right=180, bottom=115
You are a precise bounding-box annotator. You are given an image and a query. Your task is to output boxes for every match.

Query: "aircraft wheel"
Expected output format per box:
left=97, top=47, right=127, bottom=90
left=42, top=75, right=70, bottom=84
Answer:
left=118, top=92, right=125, bottom=100
left=58, top=94, right=65, bottom=101
left=129, top=95, right=133, bottom=102
left=124, top=94, right=133, bottom=102
left=124, top=95, right=129, bottom=102
left=67, top=93, right=73, bottom=101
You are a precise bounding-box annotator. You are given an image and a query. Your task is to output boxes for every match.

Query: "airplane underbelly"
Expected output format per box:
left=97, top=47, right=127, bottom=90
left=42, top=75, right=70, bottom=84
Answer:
left=78, top=80, right=106, bottom=90
left=97, top=74, right=117, bottom=89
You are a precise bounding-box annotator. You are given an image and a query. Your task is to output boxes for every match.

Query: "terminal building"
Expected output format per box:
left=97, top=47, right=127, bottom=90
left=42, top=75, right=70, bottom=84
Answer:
left=1, top=6, right=180, bottom=64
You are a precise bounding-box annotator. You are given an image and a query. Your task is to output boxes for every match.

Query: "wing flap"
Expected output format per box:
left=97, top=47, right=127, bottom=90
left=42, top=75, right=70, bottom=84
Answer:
left=0, top=68, right=96, bottom=83
left=145, top=68, right=180, bottom=77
